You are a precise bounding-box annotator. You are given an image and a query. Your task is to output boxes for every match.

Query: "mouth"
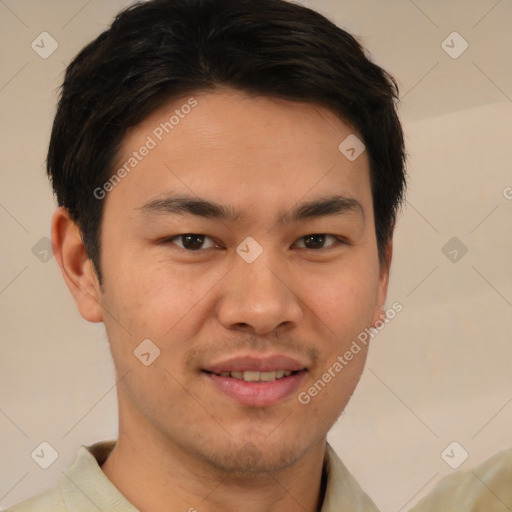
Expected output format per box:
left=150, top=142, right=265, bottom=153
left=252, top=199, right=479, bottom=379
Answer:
left=201, top=354, right=309, bottom=407
left=203, top=369, right=301, bottom=382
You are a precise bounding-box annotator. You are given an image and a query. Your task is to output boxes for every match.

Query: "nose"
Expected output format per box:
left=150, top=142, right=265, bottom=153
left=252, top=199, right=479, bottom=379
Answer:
left=216, top=247, right=303, bottom=336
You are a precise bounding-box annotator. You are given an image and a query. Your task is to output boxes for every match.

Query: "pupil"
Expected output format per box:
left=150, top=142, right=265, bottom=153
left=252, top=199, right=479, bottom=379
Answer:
left=304, top=234, right=325, bottom=248
left=183, top=234, right=204, bottom=250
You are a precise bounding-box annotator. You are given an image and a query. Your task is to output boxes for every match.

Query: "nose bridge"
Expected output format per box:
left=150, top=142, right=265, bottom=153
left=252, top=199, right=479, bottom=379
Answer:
left=217, top=240, right=302, bottom=334
left=240, top=244, right=285, bottom=296
left=237, top=239, right=289, bottom=302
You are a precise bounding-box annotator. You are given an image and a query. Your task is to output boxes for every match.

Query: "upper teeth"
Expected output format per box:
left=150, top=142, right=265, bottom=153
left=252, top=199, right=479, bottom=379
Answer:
left=217, top=370, right=293, bottom=381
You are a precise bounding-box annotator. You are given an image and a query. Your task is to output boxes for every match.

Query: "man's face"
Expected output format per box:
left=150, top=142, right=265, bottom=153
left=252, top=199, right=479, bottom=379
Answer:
left=92, top=88, right=389, bottom=472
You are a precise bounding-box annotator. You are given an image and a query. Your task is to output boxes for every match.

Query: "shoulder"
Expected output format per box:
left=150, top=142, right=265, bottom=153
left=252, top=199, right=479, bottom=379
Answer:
left=4, top=485, right=66, bottom=512
left=409, top=447, right=512, bottom=512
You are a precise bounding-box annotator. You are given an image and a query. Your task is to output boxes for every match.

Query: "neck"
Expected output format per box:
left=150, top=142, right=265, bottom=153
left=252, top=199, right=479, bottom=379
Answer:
left=101, top=419, right=327, bottom=512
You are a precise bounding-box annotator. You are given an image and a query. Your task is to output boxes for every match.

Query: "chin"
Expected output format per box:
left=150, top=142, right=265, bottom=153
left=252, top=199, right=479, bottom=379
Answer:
left=200, top=437, right=310, bottom=474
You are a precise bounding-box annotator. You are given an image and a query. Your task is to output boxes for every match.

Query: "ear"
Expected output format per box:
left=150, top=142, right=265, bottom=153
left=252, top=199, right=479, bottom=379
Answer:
left=371, top=237, right=393, bottom=327
left=51, top=207, right=104, bottom=323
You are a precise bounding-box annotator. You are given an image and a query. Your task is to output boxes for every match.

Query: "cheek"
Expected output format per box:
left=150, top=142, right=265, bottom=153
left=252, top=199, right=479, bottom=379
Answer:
left=305, top=260, right=378, bottom=409
left=299, top=342, right=369, bottom=427
left=103, top=252, right=225, bottom=342
left=305, top=262, right=380, bottom=334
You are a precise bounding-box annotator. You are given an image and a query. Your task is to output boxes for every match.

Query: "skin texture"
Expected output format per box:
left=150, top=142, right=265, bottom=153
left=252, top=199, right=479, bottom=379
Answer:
left=51, top=88, right=391, bottom=512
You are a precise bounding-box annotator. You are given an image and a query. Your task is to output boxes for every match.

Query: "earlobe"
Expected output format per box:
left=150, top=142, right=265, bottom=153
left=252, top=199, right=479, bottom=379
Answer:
left=371, top=304, right=387, bottom=328
left=51, top=207, right=104, bottom=323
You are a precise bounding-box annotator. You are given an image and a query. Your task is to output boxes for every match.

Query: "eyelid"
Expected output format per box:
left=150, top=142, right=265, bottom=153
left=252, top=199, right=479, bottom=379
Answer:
left=164, top=234, right=221, bottom=250
left=292, top=234, right=345, bottom=250
left=162, top=233, right=349, bottom=251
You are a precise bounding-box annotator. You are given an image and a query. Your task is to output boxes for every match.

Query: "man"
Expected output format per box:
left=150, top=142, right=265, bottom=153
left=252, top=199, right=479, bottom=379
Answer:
left=7, top=0, right=406, bottom=510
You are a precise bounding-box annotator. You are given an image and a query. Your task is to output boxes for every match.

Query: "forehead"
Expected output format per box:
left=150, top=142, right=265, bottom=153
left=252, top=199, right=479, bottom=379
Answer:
left=104, top=88, right=372, bottom=223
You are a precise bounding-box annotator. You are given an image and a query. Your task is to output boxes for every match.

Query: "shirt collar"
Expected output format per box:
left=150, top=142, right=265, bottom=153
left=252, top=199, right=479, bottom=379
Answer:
left=321, top=443, right=379, bottom=511
left=61, top=440, right=138, bottom=512
left=60, top=440, right=378, bottom=512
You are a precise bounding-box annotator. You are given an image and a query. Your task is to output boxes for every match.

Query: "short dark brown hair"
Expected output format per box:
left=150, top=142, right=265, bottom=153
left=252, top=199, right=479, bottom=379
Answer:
left=47, top=0, right=407, bottom=285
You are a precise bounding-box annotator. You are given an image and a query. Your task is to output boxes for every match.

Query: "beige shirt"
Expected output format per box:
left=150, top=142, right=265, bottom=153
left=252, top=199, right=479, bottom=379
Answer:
left=5, top=440, right=379, bottom=512
left=409, top=447, right=512, bottom=512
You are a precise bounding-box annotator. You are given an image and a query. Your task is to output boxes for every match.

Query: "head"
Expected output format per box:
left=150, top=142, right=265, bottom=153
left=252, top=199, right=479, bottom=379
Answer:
left=50, top=0, right=406, bottom=474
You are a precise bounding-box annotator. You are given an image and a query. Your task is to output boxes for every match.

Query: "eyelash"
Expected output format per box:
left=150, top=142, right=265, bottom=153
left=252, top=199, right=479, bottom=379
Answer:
left=161, top=233, right=349, bottom=252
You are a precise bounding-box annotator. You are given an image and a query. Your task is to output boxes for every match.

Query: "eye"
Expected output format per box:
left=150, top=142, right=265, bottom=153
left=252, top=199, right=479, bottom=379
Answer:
left=163, top=233, right=346, bottom=252
left=165, top=234, right=220, bottom=251
left=294, top=234, right=344, bottom=250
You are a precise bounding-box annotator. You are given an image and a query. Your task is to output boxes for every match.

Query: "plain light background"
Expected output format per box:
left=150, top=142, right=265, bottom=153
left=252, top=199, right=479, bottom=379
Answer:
left=1, top=1, right=511, bottom=511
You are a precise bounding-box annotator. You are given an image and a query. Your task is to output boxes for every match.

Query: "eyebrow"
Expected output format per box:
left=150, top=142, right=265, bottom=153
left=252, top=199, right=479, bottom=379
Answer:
left=136, top=193, right=365, bottom=225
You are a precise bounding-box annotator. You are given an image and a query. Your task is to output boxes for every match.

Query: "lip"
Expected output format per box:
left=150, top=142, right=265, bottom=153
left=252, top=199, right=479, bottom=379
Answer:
left=202, top=353, right=309, bottom=407
left=204, top=370, right=307, bottom=407
left=203, top=354, right=308, bottom=374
